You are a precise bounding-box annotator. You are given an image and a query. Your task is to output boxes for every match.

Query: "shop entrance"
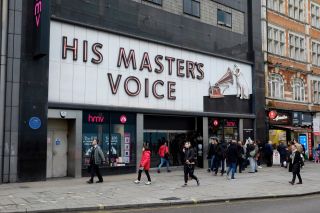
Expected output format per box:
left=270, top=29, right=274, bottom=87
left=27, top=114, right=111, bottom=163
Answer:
left=144, top=131, right=199, bottom=168
left=47, top=119, right=69, bottom=178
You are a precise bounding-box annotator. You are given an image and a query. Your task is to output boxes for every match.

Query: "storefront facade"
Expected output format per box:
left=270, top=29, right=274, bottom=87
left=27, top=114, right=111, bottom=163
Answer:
left=0, top=0, right=264, bottom=182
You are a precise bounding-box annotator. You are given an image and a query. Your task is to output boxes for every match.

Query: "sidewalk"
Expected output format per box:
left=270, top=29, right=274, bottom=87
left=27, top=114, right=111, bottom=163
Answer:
left=0, top=163, right=320, bottom=213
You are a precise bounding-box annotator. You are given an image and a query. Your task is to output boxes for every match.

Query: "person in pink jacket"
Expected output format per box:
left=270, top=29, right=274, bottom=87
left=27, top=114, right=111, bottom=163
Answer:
left=134, top=143, right=152, bottom=185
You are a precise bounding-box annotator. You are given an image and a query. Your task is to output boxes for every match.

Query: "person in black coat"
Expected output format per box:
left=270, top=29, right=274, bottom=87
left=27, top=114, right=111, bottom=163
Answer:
left=237, top=141, right=245, bottom=173
left=289, top=144, right=303, bottom=185
left=214, top=141, right=227, bottom=176
left=226, top=140, right=239, bottom=179
left=182, top=141, right=200, bottom=187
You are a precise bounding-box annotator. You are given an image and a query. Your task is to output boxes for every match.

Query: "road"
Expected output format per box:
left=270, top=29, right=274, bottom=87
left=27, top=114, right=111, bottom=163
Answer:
left=80, top=194, right=320, bottom=213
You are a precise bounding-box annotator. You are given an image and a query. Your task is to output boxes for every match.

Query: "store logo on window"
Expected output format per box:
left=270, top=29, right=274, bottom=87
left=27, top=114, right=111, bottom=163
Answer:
left=34, top=0, right=42, bottom=28
left=120, top=115, right=127, bottom=124
left=88, top=114, right=105, bottom=123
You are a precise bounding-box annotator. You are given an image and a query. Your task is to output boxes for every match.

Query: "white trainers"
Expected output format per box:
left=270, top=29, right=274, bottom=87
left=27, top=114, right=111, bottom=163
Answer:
left=258, top=166, right=262, bottom=169
left=134, top=180, right=140, bottom=184
left=145, top=181, right=151, bottom=185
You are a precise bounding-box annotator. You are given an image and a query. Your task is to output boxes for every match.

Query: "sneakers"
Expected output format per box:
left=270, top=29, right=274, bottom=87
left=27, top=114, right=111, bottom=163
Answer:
left=134, top=180, right=140, bottom=184
left=157, top=170, right=160, bottom=173
left=145, top=181, right=152, bottom=185
left=196, top=179, right=200, bottom=186
left=258, top=166, right=263, bottom=169
left=182, top=183, right=187, bottom=187
left=86, top=180, right=93, bottom=184
left=167, top=170, right=171, bottom=173
left=289, top=181, right=294, bottom=185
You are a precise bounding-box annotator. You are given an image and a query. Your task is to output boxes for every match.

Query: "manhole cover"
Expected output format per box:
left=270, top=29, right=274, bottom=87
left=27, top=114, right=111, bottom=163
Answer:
left=160, top=197, right=181, bottom=201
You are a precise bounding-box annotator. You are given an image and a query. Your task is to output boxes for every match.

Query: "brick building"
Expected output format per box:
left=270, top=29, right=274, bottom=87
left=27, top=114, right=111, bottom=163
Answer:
left=262, top=0, right=320, bottom=157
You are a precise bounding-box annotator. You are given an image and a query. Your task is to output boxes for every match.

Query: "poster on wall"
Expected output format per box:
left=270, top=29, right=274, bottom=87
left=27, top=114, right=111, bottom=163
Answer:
left=82, top=133, right=97, bottom=165
left=124, top=133, right=131, bottom=164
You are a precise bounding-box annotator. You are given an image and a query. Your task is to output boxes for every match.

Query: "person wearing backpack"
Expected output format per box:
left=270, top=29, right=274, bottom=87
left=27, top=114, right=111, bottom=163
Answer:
left=157, top=141, right=171, bottom=173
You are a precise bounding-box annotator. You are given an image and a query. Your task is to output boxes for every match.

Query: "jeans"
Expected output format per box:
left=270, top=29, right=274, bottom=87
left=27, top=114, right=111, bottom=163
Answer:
left=210, top=155, right=216, bottom=171
left=248, top=157, right=257, bottom=173
left=158, top=158, right=170, bottom=171
left=214, top=157, right=225, bottom=174
left=227, top=162, right=237, bottom=179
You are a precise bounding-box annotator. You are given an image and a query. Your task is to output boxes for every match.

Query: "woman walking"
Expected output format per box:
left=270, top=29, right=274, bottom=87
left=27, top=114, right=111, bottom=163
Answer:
left=134, top=143, right=152, bottom=185
left=182, top=141, right=200, bottom=187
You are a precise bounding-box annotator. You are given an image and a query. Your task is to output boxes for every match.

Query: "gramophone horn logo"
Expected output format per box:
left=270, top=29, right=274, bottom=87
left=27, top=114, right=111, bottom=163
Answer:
left=209, top=64, right=249, bottom=99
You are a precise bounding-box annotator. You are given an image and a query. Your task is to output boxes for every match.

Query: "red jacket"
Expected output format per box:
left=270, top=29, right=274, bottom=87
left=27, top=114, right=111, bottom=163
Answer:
left=139, top=150, right=151, bottom=170
left=158, top=145, right=169, bottom=158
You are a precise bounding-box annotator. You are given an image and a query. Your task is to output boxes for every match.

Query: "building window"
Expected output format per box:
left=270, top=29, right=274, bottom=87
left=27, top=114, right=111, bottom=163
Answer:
left=268, top=0, right=285, bottom=13
left=143, top=0, right=162, bottom=6
left=312, top=41, right=320, bottom=66
left=288, top=0, right=305, bottom=22
left=217, top=9, right=232, bottom=28
left=267, top=25, right=285, bottom=56
left=268, top=73, right=284, bottom=99
left=289, top=33, right=305, bottom=61
left=311, top=3, right=320, bottom=29
left=313, top=80, right=320, bottom=104
left=292, top=78, right=305, bottom=101
left=183, top=0, right=200, bottom=18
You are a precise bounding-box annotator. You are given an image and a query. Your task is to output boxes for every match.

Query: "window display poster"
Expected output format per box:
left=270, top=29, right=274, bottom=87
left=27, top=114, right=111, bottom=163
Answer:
left=103, top=133, right=121, bottom=156
left=82, top=133, right=97, bottom=165
left=124, top=133, right=131, bottom=163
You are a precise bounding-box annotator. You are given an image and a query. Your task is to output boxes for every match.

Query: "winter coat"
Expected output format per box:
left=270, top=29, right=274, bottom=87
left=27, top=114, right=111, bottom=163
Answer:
left=216, top=142, right=227, bottom=159
left=158, top=145, right=169, bottom=158
left=207, top=143, right=217, bottom=159
left=140, top=150, right=151, bottom=170
left=265, top=143, right=273, bottom=156
left=277, top=144, right=287, bottom=157
left=289, top=151, right=302, bottom=173
left=184, top=148, right=196, bottom=164
left=237, top=144, right=245, bottom=159
left=89, top=145, right=105, bottom=165
left=226, top=143, right=239, bottom=164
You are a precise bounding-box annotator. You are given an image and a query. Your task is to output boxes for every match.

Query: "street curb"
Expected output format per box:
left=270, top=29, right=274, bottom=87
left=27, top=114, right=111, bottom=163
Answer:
left=21, top=190, right=320, bottom=213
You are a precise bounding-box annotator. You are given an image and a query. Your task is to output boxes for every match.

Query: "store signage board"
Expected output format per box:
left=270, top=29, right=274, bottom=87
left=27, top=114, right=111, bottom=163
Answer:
left=269, top=111, right=291, bottom=125
left=48, top=21, right=253, bottom=112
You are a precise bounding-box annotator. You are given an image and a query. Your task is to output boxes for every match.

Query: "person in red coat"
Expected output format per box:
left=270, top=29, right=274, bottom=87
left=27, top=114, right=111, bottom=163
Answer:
left=134, top=143, right=152, bottom=185
left=157, top=141, right=171, bottom=173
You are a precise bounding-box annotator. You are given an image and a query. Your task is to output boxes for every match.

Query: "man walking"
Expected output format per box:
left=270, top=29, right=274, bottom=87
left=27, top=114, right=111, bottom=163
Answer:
left=87, top=139, right=105, bottom=184
left=226, top=140, right=239, bottom=180
left=214, top=140, right=227, bottom=176
left=182, top=141, right=200, bottom=187
left=157, top=141, right=171, bottom=173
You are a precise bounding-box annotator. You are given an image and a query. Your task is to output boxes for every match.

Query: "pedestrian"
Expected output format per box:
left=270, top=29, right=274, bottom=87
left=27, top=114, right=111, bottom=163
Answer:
left=237, top=141, right=244, bottom=173
left=226, top=140, right=239, bottom=180
left=247, top=141, right=258, bottom=173
left=314, top=147, right=320, bottom=163
left=207, top=138, right=217, bottom=172
left=277, top=142, right=288, bottom=167
left=289, top=144, right=303, bottom=185
left=182, top=141, right=200, bottom=187
left=134, top=143, right=152, bottom=185
left=157, top=141, right=171, bottom=173
left=256, top=140, right=263, bottom=169
left=294, top=140, right=305, bottom=168
left=264, top=141, right=273, bottom=167
left=87, top=139, right=105, bottom=184
left=214, top=140, right=227, bottom=176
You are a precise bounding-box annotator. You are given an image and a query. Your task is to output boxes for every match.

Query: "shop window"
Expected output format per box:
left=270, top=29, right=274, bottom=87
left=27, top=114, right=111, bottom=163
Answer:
left=143, top=0, right=162, bottom=6
left=217, top=9, right=232, bottom=28
left=183, top=0, right=200, bottom=18
left=268, top=73, right=284, bottom=99
left=208, top=118, right=239, bottom=143
left=292, top=78, right=305, bottom=102
left=82, top=111, right=136, bottom=170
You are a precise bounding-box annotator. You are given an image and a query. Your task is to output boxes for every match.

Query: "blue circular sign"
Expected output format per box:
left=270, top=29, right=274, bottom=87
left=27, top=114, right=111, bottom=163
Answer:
left=29, top=117, right=41, bottom=130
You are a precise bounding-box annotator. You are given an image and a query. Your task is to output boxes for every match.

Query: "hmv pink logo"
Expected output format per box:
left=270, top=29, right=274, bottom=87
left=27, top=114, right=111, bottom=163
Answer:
left=88, top=114, right=105, bottom=123
left=34, top=0, right=42, bottom=28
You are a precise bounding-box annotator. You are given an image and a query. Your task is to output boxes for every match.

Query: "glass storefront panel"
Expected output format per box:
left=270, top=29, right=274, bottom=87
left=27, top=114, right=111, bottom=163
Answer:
left=208, top=118, right=239, bottom=142
left=82, top=111, right=136, bottom=170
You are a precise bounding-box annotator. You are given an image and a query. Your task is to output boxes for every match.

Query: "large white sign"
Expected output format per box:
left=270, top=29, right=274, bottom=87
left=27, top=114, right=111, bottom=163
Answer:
left=49, top=21, right=252, bottom=112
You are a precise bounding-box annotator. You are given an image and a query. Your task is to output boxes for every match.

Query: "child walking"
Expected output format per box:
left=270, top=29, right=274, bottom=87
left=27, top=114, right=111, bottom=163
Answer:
left=134, top=143, right=152, bottom=185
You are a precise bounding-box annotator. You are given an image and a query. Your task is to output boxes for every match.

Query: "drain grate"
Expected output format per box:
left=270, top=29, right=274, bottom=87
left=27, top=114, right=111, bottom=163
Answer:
left=160, top=197, right=181, bottom=201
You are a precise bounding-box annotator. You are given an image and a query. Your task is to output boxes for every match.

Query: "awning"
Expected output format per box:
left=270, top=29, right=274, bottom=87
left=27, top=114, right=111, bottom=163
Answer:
left=272, top=125, right=312, bottom=132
